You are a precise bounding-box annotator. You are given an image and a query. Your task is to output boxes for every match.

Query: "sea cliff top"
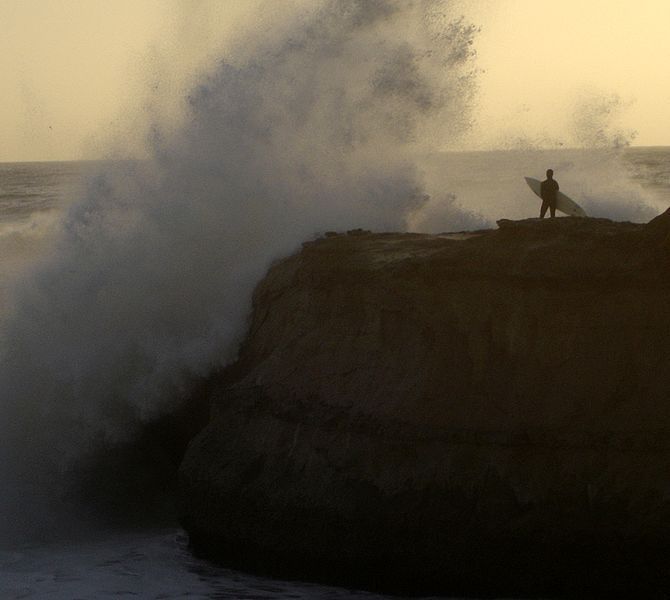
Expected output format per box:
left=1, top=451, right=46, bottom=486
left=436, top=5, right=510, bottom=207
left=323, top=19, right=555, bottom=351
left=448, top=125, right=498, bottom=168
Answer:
left=294, top=212, right=670, bottom=287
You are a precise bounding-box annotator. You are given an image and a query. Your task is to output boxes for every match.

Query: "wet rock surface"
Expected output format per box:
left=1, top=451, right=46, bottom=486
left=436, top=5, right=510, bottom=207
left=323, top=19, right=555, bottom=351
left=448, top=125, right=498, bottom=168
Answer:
left=179, top=213, right=670, bottom=598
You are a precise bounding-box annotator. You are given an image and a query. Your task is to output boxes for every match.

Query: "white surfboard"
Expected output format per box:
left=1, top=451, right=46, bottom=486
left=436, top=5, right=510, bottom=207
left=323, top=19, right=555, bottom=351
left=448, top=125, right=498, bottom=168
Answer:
left=524, top=177, right=587, bottom=217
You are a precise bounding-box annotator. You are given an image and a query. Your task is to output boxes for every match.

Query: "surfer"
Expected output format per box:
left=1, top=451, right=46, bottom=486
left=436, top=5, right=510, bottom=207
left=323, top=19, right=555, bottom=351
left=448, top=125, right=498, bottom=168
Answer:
left=540, top=169, right=559, bottom=218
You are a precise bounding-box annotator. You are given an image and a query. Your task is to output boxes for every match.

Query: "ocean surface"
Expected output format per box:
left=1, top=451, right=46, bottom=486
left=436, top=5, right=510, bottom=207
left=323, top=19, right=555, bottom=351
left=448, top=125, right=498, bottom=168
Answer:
left=1, top=147, right=669, bottom=599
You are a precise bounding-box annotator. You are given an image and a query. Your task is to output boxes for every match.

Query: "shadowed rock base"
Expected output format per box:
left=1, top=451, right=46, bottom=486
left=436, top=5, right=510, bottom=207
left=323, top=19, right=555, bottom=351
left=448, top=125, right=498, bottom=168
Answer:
left=179, top=213, right=670, bottom=598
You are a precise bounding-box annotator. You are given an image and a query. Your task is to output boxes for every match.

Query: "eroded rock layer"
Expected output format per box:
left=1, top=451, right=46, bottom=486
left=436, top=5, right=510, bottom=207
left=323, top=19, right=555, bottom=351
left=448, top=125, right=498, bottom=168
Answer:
left=179, top=213, right=670, bottom=597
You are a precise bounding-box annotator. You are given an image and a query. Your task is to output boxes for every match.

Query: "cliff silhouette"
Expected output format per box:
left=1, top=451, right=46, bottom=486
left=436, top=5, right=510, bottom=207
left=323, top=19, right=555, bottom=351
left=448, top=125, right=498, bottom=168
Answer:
left=178, top=211, right=670, bottom=598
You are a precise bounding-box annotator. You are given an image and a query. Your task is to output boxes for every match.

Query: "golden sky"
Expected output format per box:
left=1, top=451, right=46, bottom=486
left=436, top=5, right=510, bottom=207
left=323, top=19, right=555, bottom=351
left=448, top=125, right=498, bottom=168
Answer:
left=1, top=0, right=669, bottom=161
left=1, top=0, right=163, bottom=162
left=468, top=0, right=670, bottom=148
left=0, top=0, right=254, bottom=162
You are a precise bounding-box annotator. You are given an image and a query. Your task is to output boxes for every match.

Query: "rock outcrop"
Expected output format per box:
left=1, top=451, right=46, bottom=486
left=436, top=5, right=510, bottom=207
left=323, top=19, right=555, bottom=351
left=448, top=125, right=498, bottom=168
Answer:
left=179, top=213, right=670, bottom=598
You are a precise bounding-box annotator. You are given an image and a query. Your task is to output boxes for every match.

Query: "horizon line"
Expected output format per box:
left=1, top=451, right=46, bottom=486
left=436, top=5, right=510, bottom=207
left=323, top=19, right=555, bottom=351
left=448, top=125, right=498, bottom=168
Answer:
left=2, top=144, right=670, bottom=165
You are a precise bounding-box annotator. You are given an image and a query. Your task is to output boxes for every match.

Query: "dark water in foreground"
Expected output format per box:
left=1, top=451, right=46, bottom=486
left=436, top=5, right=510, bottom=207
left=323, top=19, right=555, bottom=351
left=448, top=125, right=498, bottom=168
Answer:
left=1, top=530, right=415, bottom=600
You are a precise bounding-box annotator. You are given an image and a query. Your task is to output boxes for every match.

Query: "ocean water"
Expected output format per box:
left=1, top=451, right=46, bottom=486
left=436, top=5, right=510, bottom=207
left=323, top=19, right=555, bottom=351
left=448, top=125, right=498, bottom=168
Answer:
left=0, top=530, right=397, bottom=600
left=1, top=148, right=667, bottom=235
left=0, top=148, right=669, bottom=599
left=0, top=161, right=95, bottom=316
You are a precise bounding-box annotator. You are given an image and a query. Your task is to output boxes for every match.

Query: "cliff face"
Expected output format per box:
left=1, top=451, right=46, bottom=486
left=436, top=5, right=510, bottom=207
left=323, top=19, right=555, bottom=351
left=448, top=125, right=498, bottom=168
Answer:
left=179, top=213, right=670, bottom=597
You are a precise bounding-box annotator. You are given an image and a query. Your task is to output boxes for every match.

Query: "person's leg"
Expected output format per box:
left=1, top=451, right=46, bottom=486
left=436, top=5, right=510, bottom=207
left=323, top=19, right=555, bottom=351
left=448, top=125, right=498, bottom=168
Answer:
left=550, top=201, right=556, bottom=218
left=540, top=199, right=548, bottom=218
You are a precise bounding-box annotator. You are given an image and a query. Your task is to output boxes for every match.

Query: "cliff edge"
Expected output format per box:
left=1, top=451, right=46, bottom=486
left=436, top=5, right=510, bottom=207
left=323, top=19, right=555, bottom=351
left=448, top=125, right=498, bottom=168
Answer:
left=179, top=212, right=670, bottom=598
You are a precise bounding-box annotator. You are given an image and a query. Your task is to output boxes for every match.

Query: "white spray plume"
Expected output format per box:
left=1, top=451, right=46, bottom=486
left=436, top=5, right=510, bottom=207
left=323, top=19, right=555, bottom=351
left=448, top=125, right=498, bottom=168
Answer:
left=0, top=0, right=481, bottom=540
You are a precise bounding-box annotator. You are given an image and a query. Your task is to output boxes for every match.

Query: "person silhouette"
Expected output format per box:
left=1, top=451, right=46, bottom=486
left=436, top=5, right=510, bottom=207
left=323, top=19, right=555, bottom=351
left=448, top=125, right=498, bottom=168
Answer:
left=540, top=169, right=559, bottom=218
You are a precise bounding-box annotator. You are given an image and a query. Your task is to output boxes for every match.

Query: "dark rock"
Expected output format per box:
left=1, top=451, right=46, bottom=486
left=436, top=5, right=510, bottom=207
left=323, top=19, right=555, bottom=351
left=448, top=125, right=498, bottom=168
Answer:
left=179, top=216, right=670, bottom=597
left=644, top=207, right=670, bottom=249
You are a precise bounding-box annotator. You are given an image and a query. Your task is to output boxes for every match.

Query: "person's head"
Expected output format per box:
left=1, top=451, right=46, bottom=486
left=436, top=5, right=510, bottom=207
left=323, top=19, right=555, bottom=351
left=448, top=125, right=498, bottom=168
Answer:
left=546, top=169, right=554, bottom=179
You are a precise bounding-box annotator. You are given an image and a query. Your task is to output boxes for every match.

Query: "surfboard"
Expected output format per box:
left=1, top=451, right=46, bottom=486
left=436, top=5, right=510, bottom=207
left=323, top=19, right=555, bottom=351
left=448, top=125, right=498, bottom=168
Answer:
left=524, top=177, right=587, bottom=217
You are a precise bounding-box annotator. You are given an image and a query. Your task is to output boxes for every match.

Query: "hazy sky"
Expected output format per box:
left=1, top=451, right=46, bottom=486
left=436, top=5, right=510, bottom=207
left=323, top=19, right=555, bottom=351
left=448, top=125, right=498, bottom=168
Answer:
left=468, top=0, right=670, bottom=149
left=1, top=0, right=669, bottom=161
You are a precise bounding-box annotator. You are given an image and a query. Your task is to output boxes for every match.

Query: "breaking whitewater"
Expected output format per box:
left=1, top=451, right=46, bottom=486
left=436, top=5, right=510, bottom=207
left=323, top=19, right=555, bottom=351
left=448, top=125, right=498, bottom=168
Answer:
left=1, top=1, right=669, bottom=598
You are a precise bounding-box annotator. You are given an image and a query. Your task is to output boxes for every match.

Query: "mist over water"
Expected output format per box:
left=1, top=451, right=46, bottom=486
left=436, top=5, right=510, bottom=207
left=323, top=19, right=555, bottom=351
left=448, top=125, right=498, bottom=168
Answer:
left=0, top=0, right=483, bottom=541
left=419, top=146, right=666, bottom=228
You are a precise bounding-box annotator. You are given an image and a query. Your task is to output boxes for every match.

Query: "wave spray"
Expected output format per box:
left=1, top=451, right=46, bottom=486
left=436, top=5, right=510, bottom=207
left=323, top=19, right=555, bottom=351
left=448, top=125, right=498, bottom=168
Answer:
left=0, top=0, right=482, bottom=541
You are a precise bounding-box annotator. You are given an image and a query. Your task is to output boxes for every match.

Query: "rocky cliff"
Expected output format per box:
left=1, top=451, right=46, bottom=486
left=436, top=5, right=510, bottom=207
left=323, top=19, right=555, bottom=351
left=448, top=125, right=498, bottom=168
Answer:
left=178, top=212, right=670, bottom=598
